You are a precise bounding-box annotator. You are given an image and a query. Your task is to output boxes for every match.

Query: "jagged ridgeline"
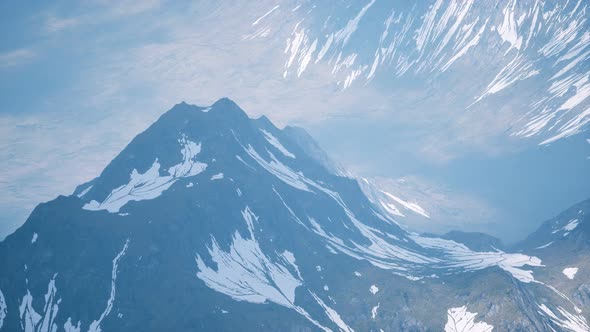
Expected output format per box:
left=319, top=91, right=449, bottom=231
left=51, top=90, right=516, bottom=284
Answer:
left=0, top=99, right=588, bottom=331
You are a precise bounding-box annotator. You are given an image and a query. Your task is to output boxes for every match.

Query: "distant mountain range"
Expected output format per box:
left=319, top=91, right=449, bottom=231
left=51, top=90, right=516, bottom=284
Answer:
left=0, top=99, right=587, bottom=331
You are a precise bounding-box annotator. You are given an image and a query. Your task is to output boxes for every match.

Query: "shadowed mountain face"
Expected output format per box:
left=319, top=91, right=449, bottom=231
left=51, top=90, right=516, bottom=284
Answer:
left=0, top=99, right=588, bottom=331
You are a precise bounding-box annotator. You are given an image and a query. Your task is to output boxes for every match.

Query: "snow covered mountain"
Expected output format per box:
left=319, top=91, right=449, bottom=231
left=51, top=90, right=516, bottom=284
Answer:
left=0, top=99, right=588, bottom=331
left=245, top=0, right=590, bottom=146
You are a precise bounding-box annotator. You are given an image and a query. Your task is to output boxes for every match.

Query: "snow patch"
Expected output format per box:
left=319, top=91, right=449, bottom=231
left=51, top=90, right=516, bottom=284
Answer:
left=210, top=173, right=224, bottom=180
left=563, top=219, right=579, bottom=232
left=281, top=250, right=302, bottom=280
left=311, top=292, right=354, bottom=332
left=84, top=135, right=207, bottom=213
left=496, top=0, right=522, bottom=50
left=369, top=285, right=379, bottom=295
left=553, top=219, right=580, bottom=235
left=445, top=306, right=493, bottom=332
left=563, top=267, right=579, bottom=280
left=63, top=318, right=81, bottom=332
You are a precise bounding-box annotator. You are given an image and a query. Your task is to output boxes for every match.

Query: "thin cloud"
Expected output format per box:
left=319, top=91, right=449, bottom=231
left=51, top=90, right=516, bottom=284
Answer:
left=44, top=15, right=82, bottom=33
left=41, top=0, right=162, bottom=34
left=0, top=49, right=36, bottom=69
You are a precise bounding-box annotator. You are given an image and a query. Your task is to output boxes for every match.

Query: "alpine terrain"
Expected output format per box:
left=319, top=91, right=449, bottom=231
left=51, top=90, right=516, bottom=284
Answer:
left=0, top=99, right=588, bottom=331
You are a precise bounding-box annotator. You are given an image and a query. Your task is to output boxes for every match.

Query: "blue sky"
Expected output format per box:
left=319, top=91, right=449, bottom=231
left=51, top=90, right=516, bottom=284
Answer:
left=1, top=0, right=589, bottom=242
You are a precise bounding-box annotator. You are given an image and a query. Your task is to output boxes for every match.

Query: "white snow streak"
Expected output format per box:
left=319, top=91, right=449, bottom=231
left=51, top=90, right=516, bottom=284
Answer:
left=16, top=240, right=129, bottom=332
left=244, top=145, right=310, bottom=191
left=538, top=304, right=589, bottom=332
left=535, top=242, right=554, bottom=249
left=381, top=191, right=430, bottom=218
left=84, top=135, right=207, bottom=212
left=77, top=185, right=93, bottom=198
left=88, top=239, right=130, bottom=332
left=19, top=276, right=59, bottom=332
left=311, top=292, right=355, bottom=332
left=411, top=235, right=543, bottom=283
left=260, top=129, right=295, bottom=158
left=252, top=5, right=279, bottom=26
left=497, top=0, right=522, bottom=51
left=0, top=289, right=6, bottom=330
left=371, top=303, right=380, bottom=320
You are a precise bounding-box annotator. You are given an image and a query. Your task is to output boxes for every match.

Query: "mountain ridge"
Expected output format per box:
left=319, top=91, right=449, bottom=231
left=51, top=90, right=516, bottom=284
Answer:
left=0, top=98, right=588, bottom=331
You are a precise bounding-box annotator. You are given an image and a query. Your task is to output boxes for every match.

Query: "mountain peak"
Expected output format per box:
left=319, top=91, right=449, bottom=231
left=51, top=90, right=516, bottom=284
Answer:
left=210, top=97, right=245, bottom=114
left=2, top=98, right=587, bottom=332
left=211, top=96, right=237, bottom=107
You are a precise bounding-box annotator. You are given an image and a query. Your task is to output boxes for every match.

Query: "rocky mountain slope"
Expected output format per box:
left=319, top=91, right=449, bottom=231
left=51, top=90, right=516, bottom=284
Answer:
left=0, top=99, right=587, bottom=331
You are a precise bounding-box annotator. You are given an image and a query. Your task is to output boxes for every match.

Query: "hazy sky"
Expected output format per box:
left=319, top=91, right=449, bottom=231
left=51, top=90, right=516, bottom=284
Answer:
left=1, top=0, right=589, bottom=242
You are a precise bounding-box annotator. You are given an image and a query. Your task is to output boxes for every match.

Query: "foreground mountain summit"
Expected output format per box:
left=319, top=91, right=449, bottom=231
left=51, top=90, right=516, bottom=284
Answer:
left=0, top=98, right=588, bottom=331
